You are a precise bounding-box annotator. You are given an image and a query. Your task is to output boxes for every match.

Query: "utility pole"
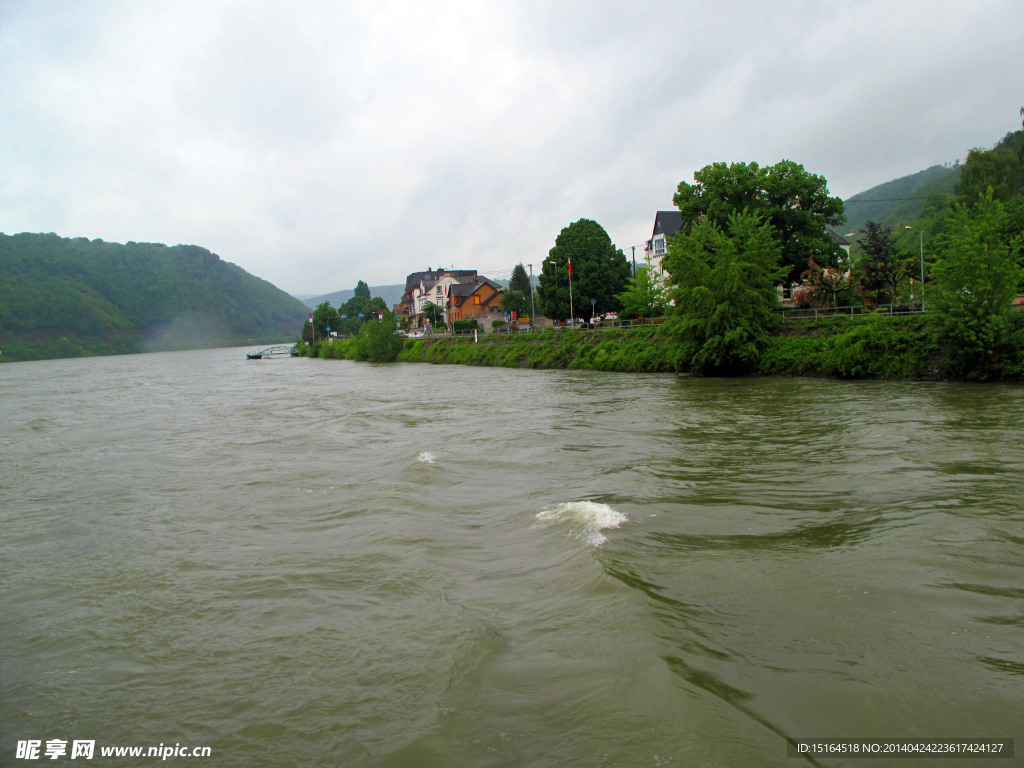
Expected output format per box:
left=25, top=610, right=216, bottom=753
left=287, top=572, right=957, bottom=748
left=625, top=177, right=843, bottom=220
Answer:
left=631, top=245, right=636, bottom=278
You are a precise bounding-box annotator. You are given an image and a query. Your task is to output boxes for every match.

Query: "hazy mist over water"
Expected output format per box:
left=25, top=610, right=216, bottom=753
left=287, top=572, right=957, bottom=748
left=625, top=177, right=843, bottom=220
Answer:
left=2, top=349, right=1022, bottom=766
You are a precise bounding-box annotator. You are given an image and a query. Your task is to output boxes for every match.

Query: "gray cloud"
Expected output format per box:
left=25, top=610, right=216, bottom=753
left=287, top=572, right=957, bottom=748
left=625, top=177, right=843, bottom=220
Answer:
left=2, top=0, right=1022, bottom=295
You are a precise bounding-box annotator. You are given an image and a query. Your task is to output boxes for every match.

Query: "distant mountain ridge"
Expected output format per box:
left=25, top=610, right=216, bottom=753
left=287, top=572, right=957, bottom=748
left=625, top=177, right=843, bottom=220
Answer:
left=300, top=276, right=539, bottom=310
left=0, top=233, right=309, bottom=362
left=300, top=284, right=405, bottom=309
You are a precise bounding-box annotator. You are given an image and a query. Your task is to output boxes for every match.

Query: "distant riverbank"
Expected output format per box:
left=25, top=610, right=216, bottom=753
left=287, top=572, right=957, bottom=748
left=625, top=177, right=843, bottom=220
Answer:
left=306, top=314, right=1023, bottom=382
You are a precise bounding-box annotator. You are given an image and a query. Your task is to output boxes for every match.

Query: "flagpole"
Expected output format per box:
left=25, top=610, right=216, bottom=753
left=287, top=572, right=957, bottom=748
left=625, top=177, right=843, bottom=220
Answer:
left=568, top=260, right=574, bottom=328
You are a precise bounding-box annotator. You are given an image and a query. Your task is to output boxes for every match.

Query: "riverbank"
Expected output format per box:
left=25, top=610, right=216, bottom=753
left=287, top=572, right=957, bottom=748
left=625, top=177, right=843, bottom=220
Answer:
left=306, top=314, right=1024, bottom=382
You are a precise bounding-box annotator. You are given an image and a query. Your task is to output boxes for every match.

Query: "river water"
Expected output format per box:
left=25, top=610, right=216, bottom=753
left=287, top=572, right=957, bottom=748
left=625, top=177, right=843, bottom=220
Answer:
left=1, top=348, right=1021, bottom=767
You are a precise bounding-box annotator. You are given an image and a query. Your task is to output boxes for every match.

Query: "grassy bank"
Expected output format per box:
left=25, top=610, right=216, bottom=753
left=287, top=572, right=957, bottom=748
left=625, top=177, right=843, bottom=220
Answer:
left=304, top=314, right=1024, bottom=382
left=398, top=325, right=676, bottom=371
left=305, top=325, right=676, bottom=371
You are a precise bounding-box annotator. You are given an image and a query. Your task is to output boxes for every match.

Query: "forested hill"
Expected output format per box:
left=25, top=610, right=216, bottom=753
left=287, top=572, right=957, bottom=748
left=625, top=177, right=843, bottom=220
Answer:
left=0, top=233, right=308, bottom=362
left=843, top=164, right=960, bottom=236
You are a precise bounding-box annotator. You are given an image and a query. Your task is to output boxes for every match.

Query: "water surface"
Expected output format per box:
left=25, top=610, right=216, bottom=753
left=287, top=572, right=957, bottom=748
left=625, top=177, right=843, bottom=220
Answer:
left=1, top=349, right=1021, bottom=766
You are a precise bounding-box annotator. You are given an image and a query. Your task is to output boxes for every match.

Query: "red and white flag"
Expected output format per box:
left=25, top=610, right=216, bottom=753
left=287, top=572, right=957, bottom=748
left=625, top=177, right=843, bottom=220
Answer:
left=308, top=313, right=313, bottom=325
left=567, top=259, right=572, bottom=277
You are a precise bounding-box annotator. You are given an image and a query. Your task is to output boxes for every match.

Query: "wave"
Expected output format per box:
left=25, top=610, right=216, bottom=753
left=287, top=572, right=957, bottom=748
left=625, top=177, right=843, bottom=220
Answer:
left=535, top=501, right=628, bottom=546
left=415, top=451, right=437, bottom=465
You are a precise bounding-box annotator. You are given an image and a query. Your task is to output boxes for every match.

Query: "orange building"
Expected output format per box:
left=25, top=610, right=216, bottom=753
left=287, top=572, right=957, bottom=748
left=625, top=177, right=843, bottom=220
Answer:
left=449, top=277, right=504, bottom=324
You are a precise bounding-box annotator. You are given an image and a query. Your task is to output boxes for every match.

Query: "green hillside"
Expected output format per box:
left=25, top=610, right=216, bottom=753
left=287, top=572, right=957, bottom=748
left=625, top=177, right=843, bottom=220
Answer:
left=843, top=164, right=960, bottom=237
left=0, top=233, right=308, bottom=362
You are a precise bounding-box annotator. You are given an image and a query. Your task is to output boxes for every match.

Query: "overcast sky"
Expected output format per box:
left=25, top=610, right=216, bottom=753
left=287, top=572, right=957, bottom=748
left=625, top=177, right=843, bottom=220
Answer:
left=2, top=0, right=1022, bottom=296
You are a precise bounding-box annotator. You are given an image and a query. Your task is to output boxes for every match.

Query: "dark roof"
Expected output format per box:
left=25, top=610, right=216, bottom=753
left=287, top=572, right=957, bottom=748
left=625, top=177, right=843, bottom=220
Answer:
left=451, top=277, right=503, bottom=303
left=450, top=281, right=478, bottom=298
left=653, top=211, right=685, bottom=239
left=826, top=228, right=850, bottom=245
left=405, top=270, right=437, bottom=292
left=404, top=268, right=479, bottom=292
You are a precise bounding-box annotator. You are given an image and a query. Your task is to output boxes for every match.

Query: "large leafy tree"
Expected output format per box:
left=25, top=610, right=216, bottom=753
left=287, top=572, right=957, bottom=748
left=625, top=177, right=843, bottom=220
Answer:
left=664, top=211, right=787, bottom=375
left=354, top=280, right=371, bottom=298
left=958, top=131, right=1024, bottom=204
left=673, top=159, right=845, bottom=283
left=304, top=300, right=340, bottom=341
left=538, top=219, right=631, bottom=321
left=615, top=260, right=668, bottom=320
left=335, top=291, right=388, bottom=335
left=501, top=289, right=527, bottom=317
left=929, top=189, right=1022, bottom=378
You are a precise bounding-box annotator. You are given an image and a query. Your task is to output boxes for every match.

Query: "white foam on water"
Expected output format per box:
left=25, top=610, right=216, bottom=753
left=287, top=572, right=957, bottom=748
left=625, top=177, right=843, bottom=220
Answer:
left=416, top=451, right=437, bottom=464
left=535, top=501, right=628, bottom=547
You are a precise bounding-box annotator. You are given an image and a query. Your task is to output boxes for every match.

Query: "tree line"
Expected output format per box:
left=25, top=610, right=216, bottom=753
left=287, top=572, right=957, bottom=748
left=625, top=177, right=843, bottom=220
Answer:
left=317, top=118, right=1023, bottom=380
left=304, top=280, right=391, bottom=341
left=526, top=122, right=1023, bottom=380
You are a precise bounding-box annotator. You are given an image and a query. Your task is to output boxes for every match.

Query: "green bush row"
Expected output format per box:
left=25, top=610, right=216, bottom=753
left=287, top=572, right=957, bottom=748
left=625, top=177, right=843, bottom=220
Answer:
left=303, top=315, right=1023, bottom=381
left=756, top=315, right=935, bottom=379
left=758, top=313, right=1023, bottom=380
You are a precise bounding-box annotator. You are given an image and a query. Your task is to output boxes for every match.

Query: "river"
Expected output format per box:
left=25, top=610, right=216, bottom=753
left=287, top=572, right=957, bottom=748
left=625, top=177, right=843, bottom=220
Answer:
left=1, top=348, right=1021, bottom=766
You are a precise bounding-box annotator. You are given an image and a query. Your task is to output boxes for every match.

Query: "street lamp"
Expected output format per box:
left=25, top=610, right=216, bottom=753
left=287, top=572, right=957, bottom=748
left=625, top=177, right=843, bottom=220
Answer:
left=905, top=226, right=925, bottom=311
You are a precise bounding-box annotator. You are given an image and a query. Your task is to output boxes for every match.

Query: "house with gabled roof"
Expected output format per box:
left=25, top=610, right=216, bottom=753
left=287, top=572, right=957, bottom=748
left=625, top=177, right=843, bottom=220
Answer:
left=450, top=277, right=505, bottom=325
left=827, top=227, right=852, bottom=259
left=644, top=211, right=686, bottom=280
left=397, top=268, right=504, bottom=328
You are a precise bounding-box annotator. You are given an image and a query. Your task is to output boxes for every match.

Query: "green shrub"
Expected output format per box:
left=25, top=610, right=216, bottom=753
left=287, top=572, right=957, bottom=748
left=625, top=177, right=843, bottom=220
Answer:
left=351, top=312, right=403, bottom=362
left=759, top=315, right=934, bottom=379
left=996, top=316, right=1024, bottom=380
left=758, top=335, right=825, bottom=376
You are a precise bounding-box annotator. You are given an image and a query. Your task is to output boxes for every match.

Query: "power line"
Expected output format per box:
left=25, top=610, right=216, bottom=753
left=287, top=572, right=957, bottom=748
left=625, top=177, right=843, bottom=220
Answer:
left=844, top=192, right=956, bottom=203
left=846, top=197, right=932, bottom=202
